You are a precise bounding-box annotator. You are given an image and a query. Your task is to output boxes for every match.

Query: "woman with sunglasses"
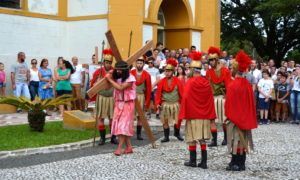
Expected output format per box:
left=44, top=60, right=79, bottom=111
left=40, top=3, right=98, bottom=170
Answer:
left=29, top=59, right=39, bottom=100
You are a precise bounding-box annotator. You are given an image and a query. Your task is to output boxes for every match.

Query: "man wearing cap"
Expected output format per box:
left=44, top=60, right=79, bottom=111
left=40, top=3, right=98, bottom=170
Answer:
left=90, top=49, right=117, bottom=145
left=179, top=52, right=216, bottom=169
left=225, top=50, right=257, bottom=171
left=155, top=58, right=184, bottom=143
left=206, top=47, right=232, bottom=147
left=131, top=57, right=152, bottom=140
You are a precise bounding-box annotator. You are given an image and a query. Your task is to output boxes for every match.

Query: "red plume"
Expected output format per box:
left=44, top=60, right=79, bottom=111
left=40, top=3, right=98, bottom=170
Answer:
left=166, top=58, right=178, bottom=67
left=102, top=48, right=113, bottom=56
left=236, top=50, right=251, bottom=72
left=189, top=51, right=202, bottom=61
left=207, top=46, right=221, bottom=56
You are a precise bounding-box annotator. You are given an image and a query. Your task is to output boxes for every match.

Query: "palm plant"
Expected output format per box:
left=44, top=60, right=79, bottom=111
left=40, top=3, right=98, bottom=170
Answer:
left=0, top=95, right=74, bottom=132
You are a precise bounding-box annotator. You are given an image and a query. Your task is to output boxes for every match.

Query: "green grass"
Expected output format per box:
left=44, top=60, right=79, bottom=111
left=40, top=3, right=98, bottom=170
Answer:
left=0, top=122, right=100, bottom=151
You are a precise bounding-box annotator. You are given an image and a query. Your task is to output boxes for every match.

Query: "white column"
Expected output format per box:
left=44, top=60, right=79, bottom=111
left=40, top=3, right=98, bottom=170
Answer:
left=143, top=25, right=153, bottom=44
left=192, top=31, right=201, bottom=51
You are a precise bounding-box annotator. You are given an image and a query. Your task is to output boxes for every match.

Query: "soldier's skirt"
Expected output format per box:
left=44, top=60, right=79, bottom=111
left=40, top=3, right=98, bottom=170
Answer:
left=226, top=121, right=254, bottom=155
left=185, top=120, right=211, bottom=144
left=96, top=95, right=114, bottom=119
left=160, top=102, right=179, bottom=125
left=135, top=93, right=145, bottom=118
left=214, top=95, right=226, bottom=123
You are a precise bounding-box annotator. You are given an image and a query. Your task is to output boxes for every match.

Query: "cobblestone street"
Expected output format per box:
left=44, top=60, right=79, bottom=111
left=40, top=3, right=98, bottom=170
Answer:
left=1, top=124, right=299, bottom=179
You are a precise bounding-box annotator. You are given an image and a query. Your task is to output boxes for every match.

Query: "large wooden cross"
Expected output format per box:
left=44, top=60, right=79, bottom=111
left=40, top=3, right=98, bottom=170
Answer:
left=87, top=30, right=156, bottom=148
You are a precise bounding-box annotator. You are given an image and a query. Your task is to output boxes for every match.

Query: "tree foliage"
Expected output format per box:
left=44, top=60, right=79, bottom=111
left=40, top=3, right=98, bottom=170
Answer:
left=221, top=0, right=300, bottom=65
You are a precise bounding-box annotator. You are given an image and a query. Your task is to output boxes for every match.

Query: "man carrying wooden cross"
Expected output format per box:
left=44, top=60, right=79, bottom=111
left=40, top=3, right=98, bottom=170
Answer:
left=88, top=30, right=156, bottom=149
left=106, top=60, right=137, bottom=155
left=90, top=48, right=117, bottom=145
left=131, top=56, right=152, bottom=140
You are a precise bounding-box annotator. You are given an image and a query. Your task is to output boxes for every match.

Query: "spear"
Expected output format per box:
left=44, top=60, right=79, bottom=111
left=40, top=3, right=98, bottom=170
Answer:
left=128, top=30, right=133, bottom=58
left=100, top=40, right=105, bottom=64
left=93, top=40, right=105, bottom=147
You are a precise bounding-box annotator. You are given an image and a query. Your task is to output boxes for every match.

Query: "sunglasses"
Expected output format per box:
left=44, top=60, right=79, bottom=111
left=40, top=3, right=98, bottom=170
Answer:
left=31, top=62, right=37, bottom=65
left=148, top=62, right=153, bottom=64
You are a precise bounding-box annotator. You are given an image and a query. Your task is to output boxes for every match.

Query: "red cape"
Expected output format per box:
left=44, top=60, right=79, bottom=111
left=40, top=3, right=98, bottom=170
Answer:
left=225, top=77, right=257, bottom=130
left=131, top=69, right=152, bottom=109
left=179, top=76, right=216, bottom=120
left=155, top=76, right=183, bottom=106
left=206, top=67, right=232, bottom=89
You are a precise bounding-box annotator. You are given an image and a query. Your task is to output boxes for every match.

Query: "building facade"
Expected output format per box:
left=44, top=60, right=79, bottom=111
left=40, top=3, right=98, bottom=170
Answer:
left=0, top=0, right=220, bottom=91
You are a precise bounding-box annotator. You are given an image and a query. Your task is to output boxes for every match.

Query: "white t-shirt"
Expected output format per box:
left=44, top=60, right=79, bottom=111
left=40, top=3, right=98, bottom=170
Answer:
left=271, top=74, right=277, bottom=81
left=145, top=67, right=160, bottom=88
left=159, top=59, right=166, bottom=69
left=287, top=68, right=295, bottom=72
left=88, top=64, right=100, bottom=78
left=250, top=69, right=262, bottom=83
left=30, top=68, right=39, bottom=81
left=143, top=64, right=149, bottom=70
left=257, top=78, right=274, bottom=98
left=201, top=69, right=206, bottom=76
left=292, top=76, right=300, bottom=91
left=70, top=64, right=85, bottom=84
left=154, top=56, right=163, bottom=67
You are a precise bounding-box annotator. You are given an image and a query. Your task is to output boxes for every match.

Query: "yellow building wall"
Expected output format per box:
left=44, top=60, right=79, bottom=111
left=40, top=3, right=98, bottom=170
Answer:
left=164, top=30, right=191, bottom=50
left=197, top=0, right=221, bottom=51
left=143, top=0, right=220, bottom=51
left=108, top=0, right=144, bottom=59
left=0, top=0, right=220, bottom=53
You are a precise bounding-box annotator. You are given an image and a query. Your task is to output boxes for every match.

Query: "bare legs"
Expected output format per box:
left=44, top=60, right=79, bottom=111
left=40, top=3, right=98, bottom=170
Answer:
left=114, top=135, right=133, bottom=156
left=260, top=109, right=269, bottom=124
left=59, top=103, right=71, bottom=117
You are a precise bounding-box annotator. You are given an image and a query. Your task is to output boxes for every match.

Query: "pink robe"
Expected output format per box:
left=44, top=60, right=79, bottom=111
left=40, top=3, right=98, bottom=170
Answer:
left=111, top=74, right=136, bottom=136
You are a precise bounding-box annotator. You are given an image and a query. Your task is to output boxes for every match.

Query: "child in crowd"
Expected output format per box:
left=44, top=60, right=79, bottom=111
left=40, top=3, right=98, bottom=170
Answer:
left=0, top=62, right=6, bottom=96
left=275, top=73, right=290, bottom=122
left=258, top=70, right=274, bottom=124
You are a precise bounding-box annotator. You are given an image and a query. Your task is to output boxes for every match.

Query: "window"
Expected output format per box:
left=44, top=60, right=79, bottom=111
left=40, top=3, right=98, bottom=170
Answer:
left=0, top=0, right=21, bottom=9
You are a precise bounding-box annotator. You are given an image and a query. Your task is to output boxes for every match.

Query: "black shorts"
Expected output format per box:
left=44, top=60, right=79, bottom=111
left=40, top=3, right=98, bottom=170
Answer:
left=56, top=90, right=72, bottom=96
left=258, top=98, right=270, bottom=110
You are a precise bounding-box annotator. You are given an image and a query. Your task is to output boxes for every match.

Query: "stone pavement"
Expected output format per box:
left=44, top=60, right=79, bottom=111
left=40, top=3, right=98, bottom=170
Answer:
left=0, top=124, right=300, bottom=179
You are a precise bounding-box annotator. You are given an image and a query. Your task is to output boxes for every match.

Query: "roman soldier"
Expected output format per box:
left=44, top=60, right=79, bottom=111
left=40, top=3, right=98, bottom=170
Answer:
left=131, top=56, right=152, bottom=140
left=206, top=47, right=232, bottom=147
left=155, top=58, right=184, bottom=143
left=225, top=50, right=257, bottom=171
left=90, top=48, right=118, bottom=145
left=179, top=52, right=216, bottom=169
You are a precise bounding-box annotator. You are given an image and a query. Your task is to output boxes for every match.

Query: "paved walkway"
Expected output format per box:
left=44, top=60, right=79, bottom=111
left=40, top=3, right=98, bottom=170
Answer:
left=0, top=124, right=300, bottom=179
left=0, top=112, right=61, bottom=126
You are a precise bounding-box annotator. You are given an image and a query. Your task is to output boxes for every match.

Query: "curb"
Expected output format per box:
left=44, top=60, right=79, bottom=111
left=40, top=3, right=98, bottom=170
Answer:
left=0, top=138, right=95, bottom=159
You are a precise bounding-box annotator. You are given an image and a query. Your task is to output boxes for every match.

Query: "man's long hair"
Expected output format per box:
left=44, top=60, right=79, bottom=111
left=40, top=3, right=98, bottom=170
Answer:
left=112, top=68, right=129, bottom=82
